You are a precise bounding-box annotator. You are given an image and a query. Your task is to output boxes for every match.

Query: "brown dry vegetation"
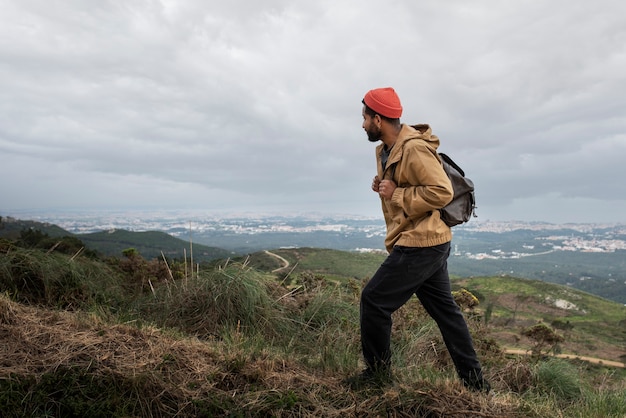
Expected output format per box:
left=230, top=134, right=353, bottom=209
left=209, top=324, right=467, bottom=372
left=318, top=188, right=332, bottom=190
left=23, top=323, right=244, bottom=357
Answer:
left=0, top=293, right=522, bottom=418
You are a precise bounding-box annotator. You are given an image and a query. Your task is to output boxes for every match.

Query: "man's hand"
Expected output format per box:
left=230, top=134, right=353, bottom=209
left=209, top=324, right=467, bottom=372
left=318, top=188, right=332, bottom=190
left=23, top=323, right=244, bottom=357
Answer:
left=373, top=175, right=396, bottom=199
left=371, top=175, right=381, bottom=192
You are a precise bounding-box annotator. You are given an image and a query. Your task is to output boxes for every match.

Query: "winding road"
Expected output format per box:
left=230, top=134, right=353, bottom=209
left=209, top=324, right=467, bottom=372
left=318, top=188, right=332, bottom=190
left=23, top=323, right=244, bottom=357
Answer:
left=264, top=250, right=290, bottom=273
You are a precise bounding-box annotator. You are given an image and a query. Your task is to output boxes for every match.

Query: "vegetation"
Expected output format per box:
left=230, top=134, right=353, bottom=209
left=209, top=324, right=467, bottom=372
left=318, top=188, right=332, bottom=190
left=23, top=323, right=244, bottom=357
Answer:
left=242, top=249, right=626, bottom=364
left=0, top=217, right=234, bottom=263
left=79, top=229, right=234, bottom=262
left=1, top=230, right=626, bottom=416
left=4, top=216, right=626, bottom=303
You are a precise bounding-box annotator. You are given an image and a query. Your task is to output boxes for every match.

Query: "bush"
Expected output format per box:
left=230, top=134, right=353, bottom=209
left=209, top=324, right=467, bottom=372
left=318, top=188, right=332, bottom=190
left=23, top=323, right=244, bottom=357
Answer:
left=523, top=323, right=564, bottom=356
left=535, top=358, right=582, bottom=401
left=140, top=262, right=291, bottom=339
left=0, top=247, right=126, bottom=310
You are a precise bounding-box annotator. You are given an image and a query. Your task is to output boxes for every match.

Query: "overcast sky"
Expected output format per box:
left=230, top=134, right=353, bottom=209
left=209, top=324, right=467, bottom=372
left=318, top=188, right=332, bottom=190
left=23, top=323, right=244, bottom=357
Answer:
left=1, top=0, right=625, bottom=224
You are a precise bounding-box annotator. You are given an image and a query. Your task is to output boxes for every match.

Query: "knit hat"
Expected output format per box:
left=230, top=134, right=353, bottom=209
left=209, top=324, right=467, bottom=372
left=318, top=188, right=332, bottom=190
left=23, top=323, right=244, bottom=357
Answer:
left=363, top=87, right=403, bottom=119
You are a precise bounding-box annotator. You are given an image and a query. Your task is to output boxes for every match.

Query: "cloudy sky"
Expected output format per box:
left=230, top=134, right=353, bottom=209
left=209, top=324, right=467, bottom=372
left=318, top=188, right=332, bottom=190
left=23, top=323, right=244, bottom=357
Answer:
left=1, top=0, right=625, bottom=224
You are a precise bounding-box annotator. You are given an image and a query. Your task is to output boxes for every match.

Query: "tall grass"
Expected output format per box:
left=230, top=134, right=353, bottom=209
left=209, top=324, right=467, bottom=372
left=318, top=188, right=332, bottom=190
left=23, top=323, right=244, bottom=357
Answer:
left=140, top=263, right=287, bottom=338
left=535, top=358, right=583, bottom=400
left=0, top=246, right=126, bottom=309
left=291, top=284, right=360, bottom=372
left=137, top=263, right=363, bottom=374
left=575, top=388, right=626, bottom=418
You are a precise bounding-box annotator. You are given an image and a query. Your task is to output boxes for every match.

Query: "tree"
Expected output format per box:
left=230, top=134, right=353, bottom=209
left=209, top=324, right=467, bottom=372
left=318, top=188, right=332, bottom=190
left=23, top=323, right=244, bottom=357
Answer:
left=522, top=323, right=564, bottom=356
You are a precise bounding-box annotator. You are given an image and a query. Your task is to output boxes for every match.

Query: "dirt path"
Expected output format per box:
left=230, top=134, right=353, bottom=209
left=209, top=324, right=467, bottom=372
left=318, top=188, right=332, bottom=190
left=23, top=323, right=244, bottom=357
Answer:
left=264, top=250, right=290, bottom=273
left=504, top=348, right=625, bottom=368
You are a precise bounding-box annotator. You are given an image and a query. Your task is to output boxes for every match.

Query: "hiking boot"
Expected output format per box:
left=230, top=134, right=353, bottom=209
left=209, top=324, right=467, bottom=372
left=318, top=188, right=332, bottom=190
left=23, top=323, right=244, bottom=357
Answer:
left=343, top=368, right=393, bottom=390
left=461, top=370, right=491, bottom=393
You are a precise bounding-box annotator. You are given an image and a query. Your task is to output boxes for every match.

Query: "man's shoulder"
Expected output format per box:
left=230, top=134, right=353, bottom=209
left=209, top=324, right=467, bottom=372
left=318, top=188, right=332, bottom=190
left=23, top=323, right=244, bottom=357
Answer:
left=405, top=123, right=431, bottom=135
left=400, top=124, right=440, bottom=152
left=399, top=135, right=436, bottom=151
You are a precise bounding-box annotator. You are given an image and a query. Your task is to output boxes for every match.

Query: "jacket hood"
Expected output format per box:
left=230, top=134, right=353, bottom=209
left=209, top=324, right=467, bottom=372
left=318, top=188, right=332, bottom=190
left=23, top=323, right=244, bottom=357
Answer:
left=404, top=124, right=440, bottom=149
left=376, top=124, right=440, bottom=165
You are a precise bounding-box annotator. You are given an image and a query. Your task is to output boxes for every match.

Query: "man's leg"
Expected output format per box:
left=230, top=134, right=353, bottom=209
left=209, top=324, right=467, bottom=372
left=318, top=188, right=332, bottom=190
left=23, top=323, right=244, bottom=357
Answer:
left=414, top=253, right=489, bottom=391
left=360, top=245, right=448, bottom=371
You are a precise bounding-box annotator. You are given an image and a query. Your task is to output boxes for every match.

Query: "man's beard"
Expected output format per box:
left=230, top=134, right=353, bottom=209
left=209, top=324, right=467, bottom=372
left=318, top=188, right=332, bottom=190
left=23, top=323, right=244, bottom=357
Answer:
left=366, top=125, right=382, bottom=142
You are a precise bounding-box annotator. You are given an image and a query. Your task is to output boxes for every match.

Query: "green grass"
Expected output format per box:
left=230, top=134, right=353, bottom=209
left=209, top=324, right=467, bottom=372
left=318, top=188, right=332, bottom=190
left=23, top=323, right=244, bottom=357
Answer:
left=2, top=244, right=626, bottom=417
left=271, top=247, right=385, bottom=282
left=458, top=275, right=626, bottom=327
left=244, top=248, right=626, bottom=368
left=0, top=246, right=127, bottom=309
left=247, top=249, right=626, bottom=359
left=80, top=229, right=233, bottom=261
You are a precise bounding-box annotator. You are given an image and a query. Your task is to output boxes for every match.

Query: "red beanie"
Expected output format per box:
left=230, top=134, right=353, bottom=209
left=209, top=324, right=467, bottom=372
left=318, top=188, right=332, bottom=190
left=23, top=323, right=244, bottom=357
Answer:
left=363, top=87, right=403, bottom=119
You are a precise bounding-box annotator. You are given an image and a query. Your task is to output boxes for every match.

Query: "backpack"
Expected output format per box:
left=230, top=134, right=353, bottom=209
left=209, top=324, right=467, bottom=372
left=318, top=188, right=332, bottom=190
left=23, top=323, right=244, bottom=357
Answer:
left=438, top=153, right=477, bottom=227
left=387, top=137, right=477, bottom=227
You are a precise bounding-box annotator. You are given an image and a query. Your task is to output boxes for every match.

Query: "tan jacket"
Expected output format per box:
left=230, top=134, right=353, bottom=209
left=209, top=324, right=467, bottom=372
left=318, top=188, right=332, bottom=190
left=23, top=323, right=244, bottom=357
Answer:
left=376, top=124, right=453, bottom=252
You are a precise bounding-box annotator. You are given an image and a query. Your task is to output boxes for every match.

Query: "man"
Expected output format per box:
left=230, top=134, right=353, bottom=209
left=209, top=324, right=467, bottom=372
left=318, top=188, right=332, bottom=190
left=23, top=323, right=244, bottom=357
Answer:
left=346, top=87, right=490, bottom=392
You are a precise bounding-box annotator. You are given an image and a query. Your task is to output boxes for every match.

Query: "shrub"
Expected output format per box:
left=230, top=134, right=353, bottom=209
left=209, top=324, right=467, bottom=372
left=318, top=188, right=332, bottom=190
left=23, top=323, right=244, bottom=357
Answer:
left=535, top=358, right=582, bottom=401
left=0, top=247, right=126, bottom=310
left=140, top=262, right=291, bottom=339
left=522, top=323, right=564, bottom=356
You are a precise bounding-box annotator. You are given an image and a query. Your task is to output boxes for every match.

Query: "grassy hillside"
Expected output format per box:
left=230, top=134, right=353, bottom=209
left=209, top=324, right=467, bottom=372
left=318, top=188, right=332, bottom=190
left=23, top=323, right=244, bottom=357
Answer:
left=1, top=240, right=626, bottom=416
left=79, top=229, right=234, bottom=262
left=450, top=250, right=626, bottom=304
left=241, top=247, right=385, bottom=282
left=0, top=216, right=70, bottom=239
left=457, top=276, right=626, bottom=364
left=244, top=248, right=626, bottom=365
left=0, top=216, right=233, bottom=262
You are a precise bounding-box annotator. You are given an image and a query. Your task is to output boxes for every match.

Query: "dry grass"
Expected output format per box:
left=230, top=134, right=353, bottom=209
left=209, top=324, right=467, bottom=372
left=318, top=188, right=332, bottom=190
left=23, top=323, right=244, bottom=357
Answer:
left=0, top=292, right=522, bottom=417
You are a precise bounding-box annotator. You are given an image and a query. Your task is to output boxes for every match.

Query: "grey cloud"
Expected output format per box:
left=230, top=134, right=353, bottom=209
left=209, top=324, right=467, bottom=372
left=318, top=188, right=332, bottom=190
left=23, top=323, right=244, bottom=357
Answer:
left=1, top=0, right=625, bottom=222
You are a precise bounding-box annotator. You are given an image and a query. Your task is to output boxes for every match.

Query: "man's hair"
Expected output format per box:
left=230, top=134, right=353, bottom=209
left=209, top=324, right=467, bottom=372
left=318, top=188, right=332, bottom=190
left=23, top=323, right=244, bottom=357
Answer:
left=362, top=101, right=401, bottom=126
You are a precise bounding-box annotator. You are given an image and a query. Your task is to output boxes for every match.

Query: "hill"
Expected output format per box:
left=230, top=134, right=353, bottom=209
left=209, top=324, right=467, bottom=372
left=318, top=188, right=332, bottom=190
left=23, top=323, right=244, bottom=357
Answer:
left=242, top=247, right=626, bottom=365
left=449, top=226, right=626, bottom=304
left=79, top=229, right=234, bottom=262
left=1, top=241, right=625, bottom=416
left=0, top=216, right=233, bottom=262
left=0, top=216, right=70, bottom=239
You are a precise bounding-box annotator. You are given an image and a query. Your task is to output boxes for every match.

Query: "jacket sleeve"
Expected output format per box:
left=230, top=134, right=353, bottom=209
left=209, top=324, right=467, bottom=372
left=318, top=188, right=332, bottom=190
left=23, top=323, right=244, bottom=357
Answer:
left=390, top=142, right=453, bottom=218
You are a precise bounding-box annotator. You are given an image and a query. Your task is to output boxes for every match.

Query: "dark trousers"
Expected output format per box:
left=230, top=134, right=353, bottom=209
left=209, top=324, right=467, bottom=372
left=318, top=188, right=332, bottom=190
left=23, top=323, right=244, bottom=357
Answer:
left=360, top=243, right=482, bottom=379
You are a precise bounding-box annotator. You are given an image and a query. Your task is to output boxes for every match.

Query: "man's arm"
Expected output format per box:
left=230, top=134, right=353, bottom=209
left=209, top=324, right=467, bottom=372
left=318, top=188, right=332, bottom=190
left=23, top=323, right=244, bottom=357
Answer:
left=390, top=145, right=453, bottom=217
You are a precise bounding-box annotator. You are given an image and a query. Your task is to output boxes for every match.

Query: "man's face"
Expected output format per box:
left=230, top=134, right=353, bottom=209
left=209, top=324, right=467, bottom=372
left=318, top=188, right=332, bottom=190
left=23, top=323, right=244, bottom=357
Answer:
left=362, top=106, right=382, bottom=143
